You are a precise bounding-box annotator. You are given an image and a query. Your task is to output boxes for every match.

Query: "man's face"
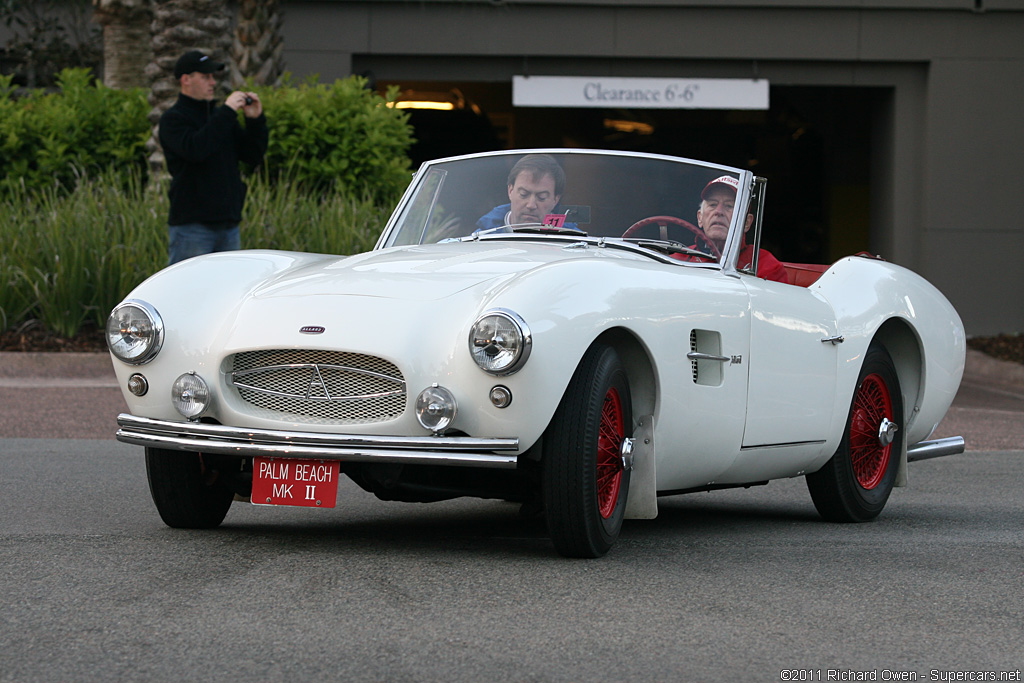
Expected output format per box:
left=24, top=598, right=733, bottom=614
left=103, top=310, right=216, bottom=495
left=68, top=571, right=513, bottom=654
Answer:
left=507, top=172, right=560, bottom=225
left=697, top=187, right=738, bottom=246
left=181, top=72, right=217, bottom=101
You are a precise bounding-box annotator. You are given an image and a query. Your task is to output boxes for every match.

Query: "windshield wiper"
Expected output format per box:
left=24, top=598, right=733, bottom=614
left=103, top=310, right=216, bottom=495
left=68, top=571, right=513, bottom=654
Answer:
left=624, top=238, right=717, bottom=261
left=467, top=223, right=588, bottom=239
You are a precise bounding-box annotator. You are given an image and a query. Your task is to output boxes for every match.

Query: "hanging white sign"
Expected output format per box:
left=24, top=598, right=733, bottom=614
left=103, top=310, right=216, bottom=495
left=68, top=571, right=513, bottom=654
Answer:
left=513, top=76, right=769, bottom=110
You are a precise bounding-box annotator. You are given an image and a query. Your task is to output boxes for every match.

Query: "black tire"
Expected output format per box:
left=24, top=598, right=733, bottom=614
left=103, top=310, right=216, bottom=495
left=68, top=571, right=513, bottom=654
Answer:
left=806, top=344, right=903, bottom=522
left=542, top=344, right=632, bottom=558
left=146, top=447, right=233, bottom=528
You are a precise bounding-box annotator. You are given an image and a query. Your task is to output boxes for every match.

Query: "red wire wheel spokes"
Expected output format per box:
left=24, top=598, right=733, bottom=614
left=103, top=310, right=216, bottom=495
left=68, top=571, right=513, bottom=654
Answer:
left=596, top=386, right=625, bottom=519
left=849, top=373, right=893, bottom=490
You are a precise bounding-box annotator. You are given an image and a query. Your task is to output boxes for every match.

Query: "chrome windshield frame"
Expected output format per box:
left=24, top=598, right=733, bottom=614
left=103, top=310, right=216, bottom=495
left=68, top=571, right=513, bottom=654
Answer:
left=374, top=148, right=747, bottom=257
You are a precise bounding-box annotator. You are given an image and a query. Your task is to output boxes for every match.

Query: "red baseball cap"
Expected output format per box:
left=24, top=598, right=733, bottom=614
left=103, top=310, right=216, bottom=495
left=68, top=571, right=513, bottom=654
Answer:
left=701, top=175, right=740, bottom=199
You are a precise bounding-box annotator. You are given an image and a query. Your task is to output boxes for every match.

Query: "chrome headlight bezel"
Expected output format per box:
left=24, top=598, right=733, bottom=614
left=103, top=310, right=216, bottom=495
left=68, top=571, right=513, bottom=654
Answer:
left=468, top=308, right=532, bottom=376
left=106, top=299, right=164, bottom=365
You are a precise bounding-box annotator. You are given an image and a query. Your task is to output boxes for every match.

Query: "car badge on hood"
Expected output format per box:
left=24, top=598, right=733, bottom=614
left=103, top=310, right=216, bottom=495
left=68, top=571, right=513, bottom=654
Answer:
left=299, top=326, right=326, bottom=335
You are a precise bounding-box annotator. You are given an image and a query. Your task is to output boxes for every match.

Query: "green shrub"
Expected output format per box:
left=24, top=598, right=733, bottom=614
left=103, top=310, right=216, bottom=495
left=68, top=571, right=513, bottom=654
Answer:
left=254, top=75, right=414, bottom=204
left=0, top=68, right=150, bottom=196
left=242, top=172, right=390, bottom=255
left=0, top=70, right=414, bottom=339
left=0, top=70, right=415, bottom=202
left=0, top=170, right=165, bottom=337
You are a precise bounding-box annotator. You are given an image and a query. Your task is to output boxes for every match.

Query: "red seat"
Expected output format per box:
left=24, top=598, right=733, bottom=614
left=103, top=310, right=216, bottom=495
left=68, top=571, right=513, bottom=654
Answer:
left=782, top=262, right=829, bottom=287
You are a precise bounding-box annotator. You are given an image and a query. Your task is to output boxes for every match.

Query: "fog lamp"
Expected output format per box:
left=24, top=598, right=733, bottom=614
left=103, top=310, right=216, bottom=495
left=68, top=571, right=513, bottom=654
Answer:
left=171, top=372, right=210, bottom=419
left=415, top=384, right=457, bottom=434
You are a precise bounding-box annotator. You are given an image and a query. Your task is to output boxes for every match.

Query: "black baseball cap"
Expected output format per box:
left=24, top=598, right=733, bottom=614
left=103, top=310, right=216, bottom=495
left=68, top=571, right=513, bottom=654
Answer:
left=173, top=50, right=225, bottom=78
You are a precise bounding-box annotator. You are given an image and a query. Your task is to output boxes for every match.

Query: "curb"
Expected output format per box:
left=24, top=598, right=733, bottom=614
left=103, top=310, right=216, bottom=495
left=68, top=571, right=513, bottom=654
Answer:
left=0, top=352, right=115, bottom=380
left=963, top=349, right=1024, bottom=388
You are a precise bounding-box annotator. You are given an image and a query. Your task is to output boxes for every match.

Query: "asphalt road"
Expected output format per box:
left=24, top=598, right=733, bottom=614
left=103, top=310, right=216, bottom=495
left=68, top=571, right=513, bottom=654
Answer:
left=1, top=351, right=1023, bottom=681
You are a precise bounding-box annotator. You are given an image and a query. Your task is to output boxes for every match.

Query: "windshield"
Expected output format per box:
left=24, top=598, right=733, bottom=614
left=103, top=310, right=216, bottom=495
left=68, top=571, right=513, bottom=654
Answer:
left=381, top=150, right=748, bottom=265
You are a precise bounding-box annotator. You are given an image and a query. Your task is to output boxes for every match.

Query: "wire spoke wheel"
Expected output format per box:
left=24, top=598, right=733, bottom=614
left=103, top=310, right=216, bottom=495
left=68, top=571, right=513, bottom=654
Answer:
left=596, top=387, right=625, bottom=519
left=543, top=344, right=632, bottom=558
left=806, top=344, right=903, bottom=522
left=849, top=373, right=893, bottom=489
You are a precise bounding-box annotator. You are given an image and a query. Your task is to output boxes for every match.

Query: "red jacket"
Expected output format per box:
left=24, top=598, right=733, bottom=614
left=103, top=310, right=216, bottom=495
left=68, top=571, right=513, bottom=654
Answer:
left=738, top=244, right=789, bottom=284
left=670, top=245, right=789, bottom=284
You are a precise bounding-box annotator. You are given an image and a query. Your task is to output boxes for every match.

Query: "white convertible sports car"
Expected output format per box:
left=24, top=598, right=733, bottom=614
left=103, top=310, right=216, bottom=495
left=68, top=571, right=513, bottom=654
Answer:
left=108, top=149, right=966, bottom=557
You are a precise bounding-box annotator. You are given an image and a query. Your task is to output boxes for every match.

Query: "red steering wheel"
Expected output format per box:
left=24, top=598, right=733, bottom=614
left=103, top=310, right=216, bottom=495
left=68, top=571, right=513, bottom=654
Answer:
left=622, top=215, right=722, bottom=259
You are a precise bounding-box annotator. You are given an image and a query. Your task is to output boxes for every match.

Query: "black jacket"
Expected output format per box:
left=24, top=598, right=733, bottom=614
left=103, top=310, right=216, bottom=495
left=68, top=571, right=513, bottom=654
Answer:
left=158, top=93, right=269, bottom=227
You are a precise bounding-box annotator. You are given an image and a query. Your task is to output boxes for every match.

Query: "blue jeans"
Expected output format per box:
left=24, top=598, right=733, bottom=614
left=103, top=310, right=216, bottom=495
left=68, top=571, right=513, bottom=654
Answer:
left=168, top=223, right=241, bottom=265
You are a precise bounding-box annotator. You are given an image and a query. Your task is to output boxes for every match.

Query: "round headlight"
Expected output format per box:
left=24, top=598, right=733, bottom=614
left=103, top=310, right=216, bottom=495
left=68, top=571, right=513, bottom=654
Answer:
left=468, top=309, right=531, bottom=375
left=106, top=300, right=164, bottom=365
left=171, top=372, right=210, bottom=419
left=415, top=385, right=457, bottom=434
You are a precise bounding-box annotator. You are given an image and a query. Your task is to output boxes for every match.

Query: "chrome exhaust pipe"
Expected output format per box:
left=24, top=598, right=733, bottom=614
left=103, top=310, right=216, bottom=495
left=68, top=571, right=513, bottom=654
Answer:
left=907, top=436, right=965, bottom=462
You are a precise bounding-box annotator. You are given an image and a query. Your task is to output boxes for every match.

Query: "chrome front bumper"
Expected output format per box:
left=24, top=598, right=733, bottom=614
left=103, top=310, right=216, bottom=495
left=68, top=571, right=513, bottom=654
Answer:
left=116, top=414, right=520, bottom=469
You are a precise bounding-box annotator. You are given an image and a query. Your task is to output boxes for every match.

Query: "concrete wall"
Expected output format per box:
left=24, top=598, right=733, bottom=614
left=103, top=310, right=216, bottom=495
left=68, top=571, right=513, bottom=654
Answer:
left=924, top=58, right=1024, bottom=335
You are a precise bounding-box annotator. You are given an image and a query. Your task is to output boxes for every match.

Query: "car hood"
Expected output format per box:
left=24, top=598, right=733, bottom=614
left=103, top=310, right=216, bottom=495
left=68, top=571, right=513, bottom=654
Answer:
left=250, top=241, right=635, bottom=301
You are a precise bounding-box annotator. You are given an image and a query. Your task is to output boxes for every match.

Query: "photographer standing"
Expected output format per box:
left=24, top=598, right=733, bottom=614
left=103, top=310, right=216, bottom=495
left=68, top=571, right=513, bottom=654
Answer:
left=159, top=50, right=268, bottom=265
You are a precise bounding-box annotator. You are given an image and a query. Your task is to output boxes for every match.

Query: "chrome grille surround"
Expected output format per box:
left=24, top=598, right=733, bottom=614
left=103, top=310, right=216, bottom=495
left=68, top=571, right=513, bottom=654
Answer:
left=229, top=349, right=406, bottom=424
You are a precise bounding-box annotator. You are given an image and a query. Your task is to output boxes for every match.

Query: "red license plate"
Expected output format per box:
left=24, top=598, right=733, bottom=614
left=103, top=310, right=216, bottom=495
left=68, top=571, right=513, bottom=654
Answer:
left=251, top=457, right=340, bottom=508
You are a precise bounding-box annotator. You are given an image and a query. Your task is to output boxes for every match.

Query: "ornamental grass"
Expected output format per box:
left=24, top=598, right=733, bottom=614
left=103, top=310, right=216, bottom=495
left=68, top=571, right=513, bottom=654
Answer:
left=0, top=170, right=393, bottom=340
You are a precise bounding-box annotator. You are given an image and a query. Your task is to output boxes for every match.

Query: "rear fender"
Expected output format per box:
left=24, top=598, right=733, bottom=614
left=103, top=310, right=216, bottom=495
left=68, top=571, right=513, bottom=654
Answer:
left=873, top=319, right=923, bottom=487
left=812, top=256, right=965, bottom=478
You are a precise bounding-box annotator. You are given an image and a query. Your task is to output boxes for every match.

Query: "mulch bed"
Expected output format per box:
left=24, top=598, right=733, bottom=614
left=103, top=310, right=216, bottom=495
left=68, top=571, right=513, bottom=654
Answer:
left=966, top=333, right=1024, bottom=366
left=2, top=320, right=1023, bottom=366
left=0, top=321, right=107, bottom=353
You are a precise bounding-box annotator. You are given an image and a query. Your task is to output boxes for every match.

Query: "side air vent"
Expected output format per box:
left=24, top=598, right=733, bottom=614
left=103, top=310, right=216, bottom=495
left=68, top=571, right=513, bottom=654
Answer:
left=690, top=329, right=699, bottom=383
left=690, top=329, right=724, bottom=387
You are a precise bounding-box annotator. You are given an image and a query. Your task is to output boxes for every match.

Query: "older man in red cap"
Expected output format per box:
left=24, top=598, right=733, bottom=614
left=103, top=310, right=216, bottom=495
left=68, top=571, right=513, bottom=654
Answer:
left=696, top=175, right=788, bottom=284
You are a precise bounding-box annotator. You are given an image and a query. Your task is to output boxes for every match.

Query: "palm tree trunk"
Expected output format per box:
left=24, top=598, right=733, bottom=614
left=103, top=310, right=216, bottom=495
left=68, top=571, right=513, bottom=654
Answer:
left=230, top=0, right=284, bottom=87
left=92, top=0, right=153, bottom=90
left=144, top=0, right=232, bottom=177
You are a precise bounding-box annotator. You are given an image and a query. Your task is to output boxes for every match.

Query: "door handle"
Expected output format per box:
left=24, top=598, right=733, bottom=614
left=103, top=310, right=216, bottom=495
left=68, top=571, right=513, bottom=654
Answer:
left=687, top=351, right=741, bottom=364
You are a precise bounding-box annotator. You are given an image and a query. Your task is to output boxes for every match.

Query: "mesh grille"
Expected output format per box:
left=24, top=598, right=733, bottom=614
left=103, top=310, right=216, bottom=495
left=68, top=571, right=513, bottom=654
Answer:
left=229, top=350, right=406, bottom=424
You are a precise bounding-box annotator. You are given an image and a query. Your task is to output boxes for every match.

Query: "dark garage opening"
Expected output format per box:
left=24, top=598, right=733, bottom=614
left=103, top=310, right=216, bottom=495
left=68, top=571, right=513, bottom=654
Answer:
left=385, top=81, right=884, bottom=266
